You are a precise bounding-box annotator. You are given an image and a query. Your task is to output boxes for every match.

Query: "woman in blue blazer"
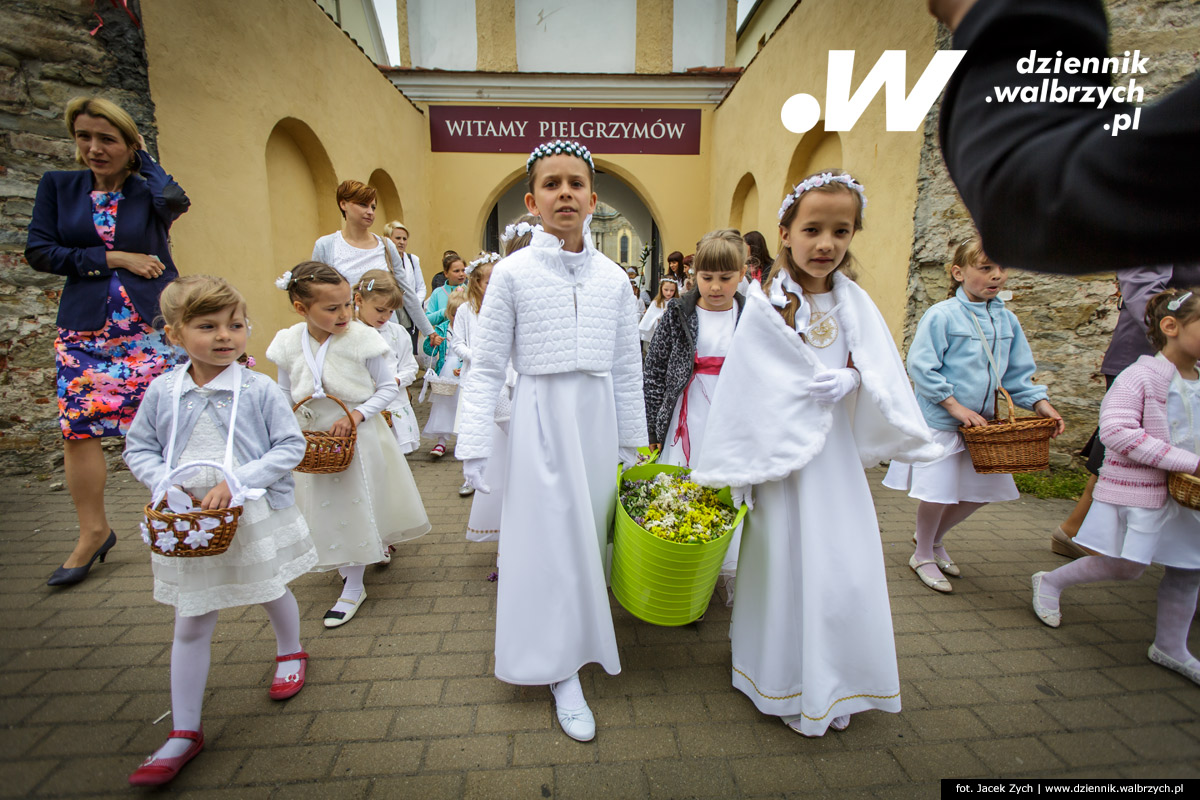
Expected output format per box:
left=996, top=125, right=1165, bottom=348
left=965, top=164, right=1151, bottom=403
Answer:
left=25, top=96, right=190, bottom=586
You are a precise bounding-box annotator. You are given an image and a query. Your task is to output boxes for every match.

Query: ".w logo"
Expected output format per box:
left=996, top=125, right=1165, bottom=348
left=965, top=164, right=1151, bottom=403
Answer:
left=781, top=50, right=966, bottom=133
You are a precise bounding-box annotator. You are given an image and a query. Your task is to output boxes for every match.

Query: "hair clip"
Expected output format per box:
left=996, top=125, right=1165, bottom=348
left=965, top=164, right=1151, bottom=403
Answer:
left=1167, top=291, right=1193, bottom=312
left=501, top=221, right=541, bottom=244
left=274, top=271, right=293, bottom=290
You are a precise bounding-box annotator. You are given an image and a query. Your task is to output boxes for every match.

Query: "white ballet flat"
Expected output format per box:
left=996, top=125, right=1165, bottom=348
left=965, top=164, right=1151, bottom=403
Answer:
left=910, top=534, right=960, bottom=576
left=910, top=555, right=952, bottom=593
left=555, top=702, right=595, bottom=742
left=1030, top=572, right=1061, bottom=628
left=323, top=590, right=366, bottom=628
left=1148, top=644, right=1200, bottom=686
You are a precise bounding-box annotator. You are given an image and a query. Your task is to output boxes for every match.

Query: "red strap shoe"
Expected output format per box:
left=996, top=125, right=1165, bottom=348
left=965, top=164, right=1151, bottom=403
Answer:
left=128, top=729, right=203, bottom=786
left=269, top=650, right=308, bottom=700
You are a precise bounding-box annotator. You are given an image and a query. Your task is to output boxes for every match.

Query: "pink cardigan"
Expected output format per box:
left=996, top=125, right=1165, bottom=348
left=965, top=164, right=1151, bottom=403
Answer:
left=1095, top=355, right=1200, bottom=509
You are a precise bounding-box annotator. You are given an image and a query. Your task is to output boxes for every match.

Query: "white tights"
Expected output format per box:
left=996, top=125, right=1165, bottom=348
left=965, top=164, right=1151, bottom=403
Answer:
left=912, top=500, right=984, bottom=578
left=154, top=589, right=302, bottom=759
left=1041, top=556, right=1200, bottom=663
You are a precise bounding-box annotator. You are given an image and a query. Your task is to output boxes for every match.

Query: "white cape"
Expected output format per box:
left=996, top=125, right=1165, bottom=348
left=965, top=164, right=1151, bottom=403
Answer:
left=691, top=276, right=941, bottom=488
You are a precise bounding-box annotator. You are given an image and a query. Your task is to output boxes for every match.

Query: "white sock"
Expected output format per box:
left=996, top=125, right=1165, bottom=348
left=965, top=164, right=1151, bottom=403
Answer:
left=550, top=673, right=586, bottom=710
left=1040, top=555, right=1145, bottom=615
left=261, top=589, right=303, bottom=681
left=331, top=566, right=366, bottom=617
left=159, top=610, right=218, bottom=759
left=437, top=435, right=448, bottom=447
left=830, top=714, right=851, bottom=731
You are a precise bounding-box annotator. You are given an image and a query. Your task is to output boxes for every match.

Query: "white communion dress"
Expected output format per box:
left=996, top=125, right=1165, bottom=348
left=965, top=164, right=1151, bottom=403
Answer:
left=692, top=278, right=941, bottom=736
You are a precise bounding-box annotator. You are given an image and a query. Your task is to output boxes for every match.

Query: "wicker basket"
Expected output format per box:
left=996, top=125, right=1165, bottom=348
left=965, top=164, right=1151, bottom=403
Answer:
left=960, top=386, right=1058, bottom=474
left=1167, top=472, right=1200, bottom=511
left=146, top=501, right=242, bottom=557
left=143, top=461, right=243, bottom=558
left=427, top=378, right=458, bottom=396
left=293, top=395, right=357, bottom=474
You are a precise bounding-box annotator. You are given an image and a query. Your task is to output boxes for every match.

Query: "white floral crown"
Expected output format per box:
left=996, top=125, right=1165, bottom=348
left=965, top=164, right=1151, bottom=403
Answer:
left=660, top=277, right=678, bottom=285
left=526, top=140, right=595, bottom=174
left=777, top=172, right=868, bottom=222
left=501, top=220, right=542, bottom=244
left=466, top=252, right=502, bottom=274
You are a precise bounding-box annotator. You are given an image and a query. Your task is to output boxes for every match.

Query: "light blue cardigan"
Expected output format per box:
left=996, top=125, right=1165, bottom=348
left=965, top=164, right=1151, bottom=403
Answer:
left=124, top=365, right=306, bottom=509
left=907, top=287, right=1048, bottom=431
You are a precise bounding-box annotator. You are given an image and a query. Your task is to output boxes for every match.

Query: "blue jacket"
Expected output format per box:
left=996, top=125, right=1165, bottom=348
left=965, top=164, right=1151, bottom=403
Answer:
left=124, top=365, right=305, bottom=510
left=907, top=288, right=1048, bottom=431
left=25, top=153, right=190, bottom=331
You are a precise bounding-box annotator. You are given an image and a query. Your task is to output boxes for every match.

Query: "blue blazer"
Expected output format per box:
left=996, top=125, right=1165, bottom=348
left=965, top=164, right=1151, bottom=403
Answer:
left=25, top=153, right=190, bottom=331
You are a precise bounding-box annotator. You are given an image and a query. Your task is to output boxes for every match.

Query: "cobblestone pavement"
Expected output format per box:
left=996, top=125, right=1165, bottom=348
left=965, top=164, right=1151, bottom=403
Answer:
left=2, top=417, right=1198, bottom=798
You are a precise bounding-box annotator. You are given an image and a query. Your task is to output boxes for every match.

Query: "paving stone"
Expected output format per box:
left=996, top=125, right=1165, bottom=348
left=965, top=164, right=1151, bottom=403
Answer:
left=424, top=735, right=510, bottom=770
left=1041, top=731, right=1137, bottom=768
left=235, top=744, right=338, bottom=782
left=968, top=736, right=1066, bottom=775
left=511, top=731, right=597, bottom=766
left=555, top=762, right=649, bottom=800
left=643, top=758, right=735, bottom=799
left=892, top=743, right=989, bottom=781
left=464, top=767, right=554, bottom=800
left=812, top=750, right=906, bottom=788
left=730, top=754, right=821, bottom=795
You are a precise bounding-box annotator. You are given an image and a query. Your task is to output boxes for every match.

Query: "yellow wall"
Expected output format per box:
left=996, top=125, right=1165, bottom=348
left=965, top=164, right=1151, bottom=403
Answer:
left=140, top=0, right=430, bottom=368
left=712, top=0, right=937, bottom=337
left=734, top=0, right=797, bottom=68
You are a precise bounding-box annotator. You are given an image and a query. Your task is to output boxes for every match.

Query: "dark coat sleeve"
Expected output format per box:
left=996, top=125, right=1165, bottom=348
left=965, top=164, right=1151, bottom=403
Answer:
left=939, top=0, right=1200, bottom=274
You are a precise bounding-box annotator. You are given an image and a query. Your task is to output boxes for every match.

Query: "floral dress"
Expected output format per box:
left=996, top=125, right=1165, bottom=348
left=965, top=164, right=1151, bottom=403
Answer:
left=54, top=191, right=181, bottom=439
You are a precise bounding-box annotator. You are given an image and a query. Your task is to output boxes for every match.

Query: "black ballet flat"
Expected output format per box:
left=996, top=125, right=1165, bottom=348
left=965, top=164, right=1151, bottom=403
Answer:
left=47, top=530, right=116, bottom=587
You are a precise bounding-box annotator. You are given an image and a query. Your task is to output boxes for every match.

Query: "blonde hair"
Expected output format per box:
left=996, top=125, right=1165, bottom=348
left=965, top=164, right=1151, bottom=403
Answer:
left=159, top=275, right=246, bottom=335
left=946, top=236, right=990, bottom=299
left=465, top=262, right=493, bottom=314
left=354, top=269, right=404, bottom=310
left=652, top=279, right=678, bottom=308
left=763, top=169, right=864, bottom=329
left=503, top=213, right=540, bottom=256
left=1145, top=287, right=1200, bottom=351
left=65, top=96, right=140, bottom=167
left=446, top=289, right=469, bottom=326
left=383, top=220, right=407, bottom=237
left=694, top=229, right=746, bottom=274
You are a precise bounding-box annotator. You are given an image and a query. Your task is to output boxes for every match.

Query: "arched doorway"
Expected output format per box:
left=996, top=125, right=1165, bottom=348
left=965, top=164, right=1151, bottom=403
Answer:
left=483, top=168, right=663, bottom=294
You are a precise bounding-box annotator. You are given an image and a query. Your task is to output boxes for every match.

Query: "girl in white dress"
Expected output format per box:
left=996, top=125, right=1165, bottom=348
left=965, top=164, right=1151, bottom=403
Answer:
left=456, top=141, right=647, bottom=742
left=1032, top=289, right=1200, bottom=686
left=883, top=238, right=1064, bottom=592
left=638, top=277, right=678, bottom=345
left=452, top=253, right=499, bottom=498
left=354, top=269, right=421, bottom=454
left=462, top=225, right=535, bottom=541
left=267, top=262, right=430, bottom=628
left=690, top=172, right=942, bottom=737
left=124, top=276, right=318, bottom=786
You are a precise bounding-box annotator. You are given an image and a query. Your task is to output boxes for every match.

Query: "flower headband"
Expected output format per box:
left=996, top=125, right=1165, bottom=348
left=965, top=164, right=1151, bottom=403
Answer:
left=466, top=252, right=502, bottom=274
left=501, top=221, right=542, bottom=244
left=526, top=139, right=595, bottom=174
left=1167, top=290, right=1194, bottom=312
left=660, top=277, right=678, bottom=285
left=777, top=172, right=868, bottom=222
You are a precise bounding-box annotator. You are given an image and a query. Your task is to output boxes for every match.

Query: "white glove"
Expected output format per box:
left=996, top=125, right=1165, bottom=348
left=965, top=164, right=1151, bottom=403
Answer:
left=809, top=368, right=860, bottom=405
left=462, top=458, right=490, bottom=494
left=731, top=485, right=754, bottom=511
left=619, top=446, right=640, bottom=470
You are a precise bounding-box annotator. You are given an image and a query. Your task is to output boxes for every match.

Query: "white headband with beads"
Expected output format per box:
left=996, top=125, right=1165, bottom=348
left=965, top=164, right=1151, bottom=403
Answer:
left=777, top=172, right=868, bottom=222
left=526, top=140, right=595, bottom=174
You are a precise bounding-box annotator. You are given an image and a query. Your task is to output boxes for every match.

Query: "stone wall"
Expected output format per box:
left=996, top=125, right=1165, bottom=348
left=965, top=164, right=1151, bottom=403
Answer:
left=0, top=0, right=156, bottom=475
left=906, top=0, right=1200, bottom=464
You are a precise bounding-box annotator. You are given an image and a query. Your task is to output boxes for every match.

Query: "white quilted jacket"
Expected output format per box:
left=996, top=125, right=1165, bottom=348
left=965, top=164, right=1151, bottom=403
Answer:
left=456, top=230, right=648, bottom=458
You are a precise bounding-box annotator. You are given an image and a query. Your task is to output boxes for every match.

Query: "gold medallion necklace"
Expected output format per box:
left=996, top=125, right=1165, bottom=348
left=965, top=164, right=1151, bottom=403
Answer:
left=805, top=292, right=839, bottom=348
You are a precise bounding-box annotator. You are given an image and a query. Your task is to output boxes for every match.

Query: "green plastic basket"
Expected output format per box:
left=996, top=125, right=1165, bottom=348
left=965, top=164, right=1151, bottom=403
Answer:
left=611, top=463, right=747, bottom=626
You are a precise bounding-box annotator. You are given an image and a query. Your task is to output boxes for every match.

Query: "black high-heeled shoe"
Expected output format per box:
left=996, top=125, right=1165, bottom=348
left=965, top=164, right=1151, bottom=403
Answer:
left=47, top=530, right=116, bottom=587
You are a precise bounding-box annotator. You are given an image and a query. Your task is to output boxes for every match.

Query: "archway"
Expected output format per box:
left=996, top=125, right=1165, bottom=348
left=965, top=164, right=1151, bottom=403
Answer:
left=784, top=128, right=843, bottom=195
left=729, top=172, right=759, bottom=233
left=368, top=168, right=404, bottom=233
left=482, top=163, right=665, bottom=293
left=265, top=118, right=339, bottom=272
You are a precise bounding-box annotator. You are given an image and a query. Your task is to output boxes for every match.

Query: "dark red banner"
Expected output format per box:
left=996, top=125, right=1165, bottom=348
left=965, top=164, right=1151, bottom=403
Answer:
left=429, top=106, right=701, bottom=155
